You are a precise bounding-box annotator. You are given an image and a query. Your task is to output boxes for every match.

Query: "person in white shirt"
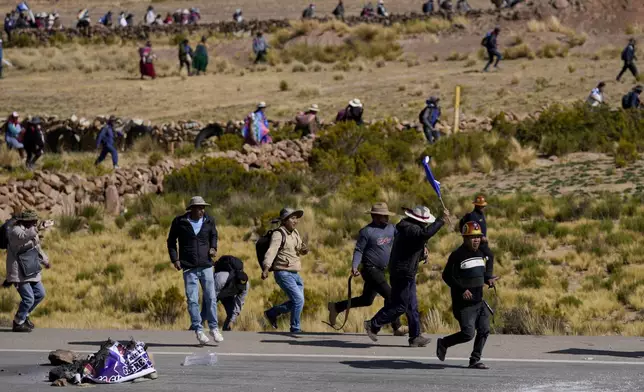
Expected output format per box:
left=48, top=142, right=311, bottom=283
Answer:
left=145, top=6, right=156, bottom=25
left=586, top=81, right=606, bottom=108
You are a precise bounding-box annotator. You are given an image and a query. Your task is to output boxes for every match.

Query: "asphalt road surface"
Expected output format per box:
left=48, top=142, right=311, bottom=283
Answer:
left=1, top=329, right=643, bottom=391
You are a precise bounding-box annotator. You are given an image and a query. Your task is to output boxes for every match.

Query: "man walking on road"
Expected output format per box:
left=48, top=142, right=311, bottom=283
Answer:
left=327, top=202, right=408, bottom=336
left=365, top=205, right=451, bottom=347
left=167, top=196, right=223, bottom=345
left=437, top=221, right=497, bottom=369
left=617, top=38, right=638, bottom=82
left=482, top=27, right=502, bottom=72
left=459, top=195, right=494, bottom=268
left=262, top=208, right=309, bottom=333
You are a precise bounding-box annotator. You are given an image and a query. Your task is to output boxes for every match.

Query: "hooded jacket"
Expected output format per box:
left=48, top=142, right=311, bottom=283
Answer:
left=388, top=217, right=444, bottom=279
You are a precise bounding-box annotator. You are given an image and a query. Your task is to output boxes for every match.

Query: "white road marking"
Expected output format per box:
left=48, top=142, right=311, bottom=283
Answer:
left=0, top=348, right=642, bottom=366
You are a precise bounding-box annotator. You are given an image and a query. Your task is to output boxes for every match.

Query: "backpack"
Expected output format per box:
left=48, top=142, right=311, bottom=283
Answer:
left=255, top=228, right=286, bottom=272
left=621, top=47, right=628, bottom=61
left=481, top=33, right=490, bottom=47
left=0, top=218, right=15, bottom=250
left=622, top=93, right=632, bottom=109
left=214, top=255, right=244, bottom=274
left=418, top=106, right=429, bottom=124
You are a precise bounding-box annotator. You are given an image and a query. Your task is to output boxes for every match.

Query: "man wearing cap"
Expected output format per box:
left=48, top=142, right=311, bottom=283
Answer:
left=167, top=196, right=222, bottom=345
left=419, top=96, right=441, bottom=144
left=327, top=202, right=409, bottom=336
left=336, top=99, right=364, bottom=125
left=22, top=117, right=45, bottom=170
left=459, top=195, right=494, bottom=268
left=617, top=38, right=638, bottom=82
left=242, top=102, right=271, bottom=145
left=262, top=208, right=309, bottom=333
left=365, top=205, right=451, bottom=347
left=437, top=221, right=497, bottom=369
left=95, top=116, right=120, bottom=170
left=294, top=104, right=320, bottom=136
left=4, top=210, right=51, bottom=333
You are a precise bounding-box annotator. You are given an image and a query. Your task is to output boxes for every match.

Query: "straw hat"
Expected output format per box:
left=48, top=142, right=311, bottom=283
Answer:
left=257, top=101, right=267, bottom=109
left=348, top=98, right=363, bottom=108
left=308, top=104, right=319, bottom=112
left=403, top=206, right=436, bottom=224
left=186, top=196, right=210, bottom=210
left=366, top=202, right=396, bottom=216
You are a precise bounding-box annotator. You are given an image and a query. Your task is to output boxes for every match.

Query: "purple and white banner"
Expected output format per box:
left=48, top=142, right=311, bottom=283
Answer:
left=82, top=341, right=156, bottom=384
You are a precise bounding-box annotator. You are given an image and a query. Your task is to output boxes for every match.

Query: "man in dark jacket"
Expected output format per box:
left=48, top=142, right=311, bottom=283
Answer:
left=167, top=196, right=223, bottom=345
left=94, top=116, right=120, bottom=169
left=327, top=202, right=408, bottom=336
left=333, top=0, right=345, bottom=20
left=622, top=85, right=642, bottom=109
left=201, top=255, right=249, bottom=331
left=365, top=205, right=451, bottom=347
left=437, top=221, right=497, bottom=369
left=336, top=99, right=364, bottom=125
left=23, top=117, right=45, bottom=170
left=617, top=39, right=638, bottom=82
left=482, top=27, right=502, bottom=72
left=459, top=195, right=494, bottom=268
left=419, top=96, right=441, bottom=144
left=302, top=4, right=315, bottom=19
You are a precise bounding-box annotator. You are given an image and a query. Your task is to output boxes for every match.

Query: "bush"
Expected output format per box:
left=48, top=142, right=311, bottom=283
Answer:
left=89, top=221, right=105, bottom=234
left=148, top=152, right=164, bottom=166
left=515, top=258, right=547, bottom=288
left=615, top=139, right=638, bottom=167
left=58, top=214, right=85, bottom=235
left=215, top=134, right=244, bottom=152
left=103, top=263, right=124, bottom=283
left=128, top=221, right=149, bottom=239
left=503, top=44, right=535, bottom=60
left=496, top=234, right=538, bottom=257
left=115, top=215, right=126, bottom=229
left=500, top=306, right=566, bottom=335
left=279, top=80, right=290, bottom=91
left=79, top=204, right=103, bottom=221
left=148, top=286, right=184, bottom=324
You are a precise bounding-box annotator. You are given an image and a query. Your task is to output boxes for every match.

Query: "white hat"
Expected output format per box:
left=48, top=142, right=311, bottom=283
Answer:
left=48, top=14, right=55, bottom=20
left=403, top=206, right=436, bottom=224
left=183, top=9, right=189, bottom=14
left=11, top=112, right=19, bottom=117
left=257, top=101, right=267, bottom=108
left=348, top=98, right=363, bottom=108
left=309, top=104, right=319, bottom=112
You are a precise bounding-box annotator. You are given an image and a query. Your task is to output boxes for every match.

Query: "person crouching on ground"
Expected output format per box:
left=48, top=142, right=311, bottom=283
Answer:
left=203, top=255, right=249, bottom=331
left=4, top=210, right=51, bottom=333
left=365, top=205, right=452, bottom=347
left=262, top=208, right=309, bottom=333
left=167, top=196, right=223, bottom=345
left=437, top=221, right=498, bottom=369
left=327, top=202, right=409, bottom=336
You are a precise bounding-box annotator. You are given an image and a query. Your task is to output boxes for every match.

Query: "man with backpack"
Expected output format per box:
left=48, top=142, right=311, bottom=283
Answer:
left=261, top=208, right=309, bottom=333
left=336, top=99, right=364, bottom=125
left=617, top=39, right=638, bottom=82
left=365, top=205, right=452, bottom=347
left=202, top=255, right=249, bottom=331
left=419, top=96, right=441, bottom=144
left=302, top=4, right=315, bottom=19
left=167, top=196, right=223, bottom=345
left=622, top=85, right=642, bottom=110
left=482, top=27, right=502, bottom=72
left=327, top=203, right=408, bottom=336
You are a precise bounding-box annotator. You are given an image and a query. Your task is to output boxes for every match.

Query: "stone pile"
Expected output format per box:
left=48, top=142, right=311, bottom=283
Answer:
left=206, top=136, right=315, bottom=170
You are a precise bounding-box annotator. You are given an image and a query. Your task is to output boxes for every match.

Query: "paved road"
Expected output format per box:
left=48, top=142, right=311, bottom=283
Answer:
left=1, top=329, right=643, bottom=391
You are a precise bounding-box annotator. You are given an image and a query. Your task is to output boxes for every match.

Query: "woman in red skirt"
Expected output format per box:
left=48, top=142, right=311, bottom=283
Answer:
left=139, top=41, right=156, bottom=80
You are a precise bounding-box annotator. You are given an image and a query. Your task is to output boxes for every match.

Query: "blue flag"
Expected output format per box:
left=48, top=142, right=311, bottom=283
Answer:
left=422, top=156, right=442, bottom=200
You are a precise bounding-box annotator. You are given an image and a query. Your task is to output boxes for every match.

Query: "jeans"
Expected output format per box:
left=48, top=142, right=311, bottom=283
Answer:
left=334, top=265, right=402, bottom=330
left=5, top=135, right=23, bottom=149
left=15, top=281, right=46, bottom=324
left=484, top=49, right=502, bottom=71
left=371, top=275, right=420, bottom=341
left=95, top=144, right=118, bottom=167
left=422, top=125, right=440, bottom=144
left=183, top=266, right=218, bottom=332
left=442, top=301, right=490, bottom=364
left=617, top=62, right=639, bottom=81
left=266, top=271, right=305, bottom=332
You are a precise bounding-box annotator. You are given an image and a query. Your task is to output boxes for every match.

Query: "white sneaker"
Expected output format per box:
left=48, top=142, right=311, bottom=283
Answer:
left=196, top=330, right=210, bottom=345
left=209, top=328, right=224, bottom=343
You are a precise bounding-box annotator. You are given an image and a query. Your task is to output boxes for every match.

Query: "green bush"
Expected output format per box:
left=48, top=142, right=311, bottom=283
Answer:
left=115, top=215, right=127, bottom=229
left=79, top=204, right=103, bottom=221
left=615, top=139, right=639, bottom=167
left=58, top=214, right=85, bottom=235
left=148, top=152, right=164, bottom=166
left=89, top=221, right=105, bottom=234
left=128, top=221, right=149, bottom=239
left=524, top=220, right=557, bottom=238
left=215, top=134, right=245, bottom=152
left=103, top=263, right=124, bottom=283
left=496, top=233, right=538, bottom=257
left=515, top=258, right=548, bottom=288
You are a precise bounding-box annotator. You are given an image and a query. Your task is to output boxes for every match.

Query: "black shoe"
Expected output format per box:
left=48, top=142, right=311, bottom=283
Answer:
left=409, top=335, right=431, bottom=347
left=264, top=311, right=278, bottom=329
left=25, top=317, right=34, bottom=329
left=469, top=361, right=489, bottom=369
left=436, top=338, right=447, bottom=361
left=12, top=321, right=31, bottom=333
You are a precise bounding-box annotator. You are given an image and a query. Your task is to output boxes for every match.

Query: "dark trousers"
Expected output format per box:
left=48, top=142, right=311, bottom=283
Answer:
left=180, top=59, right=192, bottom=75
left=484, top=49, right=502, bottom=71
left=371, top=276, right=420, bottom=340
left=423, top=125, right=440, bottom=144
left=26, top=149, right=42, bottom=168
left=254, top=50, right=267, bottom=64
left=95, top=144, right=118, bottom=167
left=334, top=265, right=402, bottom=331
left=617, top=62, right=639, bottom=81
left=442, top=301, right=490, bottom=364
left=0, top=63, right=3, bottom=78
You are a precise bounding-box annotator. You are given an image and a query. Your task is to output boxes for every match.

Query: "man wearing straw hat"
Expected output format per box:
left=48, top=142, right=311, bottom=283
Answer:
left=336, top=98, right=364, bottom=125
left=167, top=196, right=223, bottom=345
left=294, top=103, right=320, bottom=136
left=327, top=202, right=408, bottom=336
left=262, top=207, right=309, bottom=333
left=365, top=205, right=451, bottom=347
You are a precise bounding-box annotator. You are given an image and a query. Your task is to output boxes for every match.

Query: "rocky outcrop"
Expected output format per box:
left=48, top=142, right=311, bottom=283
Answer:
left=206, top=137, right=315, bottom=170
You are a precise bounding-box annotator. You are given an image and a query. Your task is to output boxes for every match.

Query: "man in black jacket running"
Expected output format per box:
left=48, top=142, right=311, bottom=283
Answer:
left=365, top=205, right=451, bottom=347
left=437, top=221, right=497, bottom=369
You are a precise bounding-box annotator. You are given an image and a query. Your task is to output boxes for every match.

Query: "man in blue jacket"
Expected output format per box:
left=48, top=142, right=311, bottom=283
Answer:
left=167, top=196, right=223, bottom=345
left=617, top=39, right=638, bottom=82
left=419, top=96, right=441, bottom=144
left=365, top=205, right=452, bottom=347
left=327, top=202, right=408, bottom=336
left=94, top=116, right=120, bottom=169
left=482, top=27, right=502, bottom=72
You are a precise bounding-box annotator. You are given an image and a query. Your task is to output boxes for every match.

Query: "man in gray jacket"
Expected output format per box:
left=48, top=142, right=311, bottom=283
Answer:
left=3, top=210, right=51, bottom=333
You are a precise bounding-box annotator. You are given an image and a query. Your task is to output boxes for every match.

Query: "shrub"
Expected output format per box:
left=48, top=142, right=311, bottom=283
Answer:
left=503, top=44, right=535, bottom=60
left=615, top=139, right=638, bottom=167
left=215, top=134, right=244, bottom=152
left=89, top=221, right=105, bottom=234
left=103, top=263, right=124, bottom=283
left=500, top=306, right=566, bottom=335
left=496, top=233, right=538, bottom=257
left=524, top=220, right=557, bottom=238
left=537, top=42, right=568, bottom=59
left=148, top=152, right=164, bottom=166
left=58, top=214, right=85, bottom=235
left=79, top=204, right=103, bottom=221
left=515, top=258, right=548, bottom=288
left=279, top=80, right=290, bottom=91
left=115, top=215, right=126, bottom=229
left=148, top=286, right=184, bottom=324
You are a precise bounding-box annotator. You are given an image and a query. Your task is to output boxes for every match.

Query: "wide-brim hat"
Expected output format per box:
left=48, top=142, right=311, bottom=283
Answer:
left=473, top=195, right=488, bottom=207
left=403, top=206, right=436, bottom=224
left=309, top=104, right=319, bottom=112
left=366, top=202, right=396, bottom=216
left=186, top=196, right=210, bottom=210
left=349, top=99, right=363, bottom=108
left=16, top=210, right=39, bottom=222
left=273, top=207, right=304, bottom=223
left=11, top=111, right=19, bottom=118
left=30, top=116, right=42, bottom=125
left=257, top=101, right=267, bottom=109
